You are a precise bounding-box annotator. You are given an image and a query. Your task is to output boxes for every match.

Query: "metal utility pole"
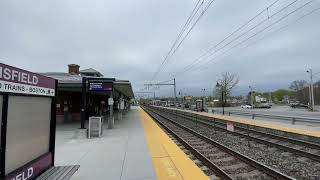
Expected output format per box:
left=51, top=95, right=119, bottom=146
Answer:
left=144, top=78, right=177, bottom=104
left=202, top=88, right=206, bottom=108
left=307, top=69, right=315, bottom=111
left=249, top=86, right=254, bottom=105
left=174, top=78, right=177, bottom=103
left=216, top=82, right=224, bottom=115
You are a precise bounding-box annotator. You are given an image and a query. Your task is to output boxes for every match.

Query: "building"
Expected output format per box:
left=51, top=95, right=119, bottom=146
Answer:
left=41, top=64, right=134, bottom=124
left=255, top=95, right=267, bottom=103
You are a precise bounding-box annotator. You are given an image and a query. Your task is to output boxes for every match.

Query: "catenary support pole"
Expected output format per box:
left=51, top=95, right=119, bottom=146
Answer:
left=108, top=92, right=114, bottom=129
left=174, top=78, right=177, bottom=104
left=80, top=77, right=86, bottom=129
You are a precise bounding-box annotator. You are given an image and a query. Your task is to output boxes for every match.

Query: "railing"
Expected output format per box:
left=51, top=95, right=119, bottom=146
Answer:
left=211, top=109, right=320, bottom=125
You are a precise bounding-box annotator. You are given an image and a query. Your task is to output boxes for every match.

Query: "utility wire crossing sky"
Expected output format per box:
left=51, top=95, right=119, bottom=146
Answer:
left=0, top=0, right=320, bottom=97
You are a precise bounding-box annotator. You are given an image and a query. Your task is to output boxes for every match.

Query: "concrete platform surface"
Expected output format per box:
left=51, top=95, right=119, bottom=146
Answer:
left=139, top=107, right=209, bottom=180
left=55, top=107, right=157, bottom=180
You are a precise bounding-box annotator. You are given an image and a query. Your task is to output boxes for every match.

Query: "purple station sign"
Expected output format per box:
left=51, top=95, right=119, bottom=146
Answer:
left=0, top=63, right=55, bottom=96
left=5, top=153, right=52, bottom=180
left=88, top=81, right=113, bottom=91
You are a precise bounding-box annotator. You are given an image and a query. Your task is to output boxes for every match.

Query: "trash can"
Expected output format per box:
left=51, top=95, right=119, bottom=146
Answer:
left=88, top=116, right=103, bottom=138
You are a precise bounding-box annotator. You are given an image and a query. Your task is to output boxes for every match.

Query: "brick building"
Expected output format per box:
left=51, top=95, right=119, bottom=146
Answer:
left=41, top=64, right=134, bottom=123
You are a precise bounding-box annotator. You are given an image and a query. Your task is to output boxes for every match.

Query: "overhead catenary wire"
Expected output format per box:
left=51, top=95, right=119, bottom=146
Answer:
left=243, top=6, right=320, bottom=49
left=175, top=0, right=282, bottom=75
left=174, top=0, right=301, bottom=77
left=150, top=0, right=216, bottom=83
left=150, top=0, right=204, bottom=83
left=175, top=0, right=316, bottom=77
left=172, top=0, right=307, bottom=77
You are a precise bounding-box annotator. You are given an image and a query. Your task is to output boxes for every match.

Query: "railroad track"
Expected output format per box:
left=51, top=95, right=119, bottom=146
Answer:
left=161, top=107, right=320, bottom=162
left=142, top=106, right=294, bottom=180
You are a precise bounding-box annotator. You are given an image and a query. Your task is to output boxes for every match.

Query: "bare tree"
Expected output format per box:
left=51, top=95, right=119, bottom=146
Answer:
left=289, top=80, right=308, bottom=103
left=215, top=72, right=240, bottom=105
left=289, top=80, right=307, bottom=92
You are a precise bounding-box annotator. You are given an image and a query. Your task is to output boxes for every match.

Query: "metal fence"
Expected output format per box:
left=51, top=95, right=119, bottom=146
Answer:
left=211, top=109, right=320, bottom=124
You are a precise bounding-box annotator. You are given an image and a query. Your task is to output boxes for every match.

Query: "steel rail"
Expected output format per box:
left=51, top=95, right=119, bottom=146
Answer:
left=165, top=107, right=320, bottom=162
left=143, top=106, right=295, bottom=180
left=142, top=107, right=233, bottom=180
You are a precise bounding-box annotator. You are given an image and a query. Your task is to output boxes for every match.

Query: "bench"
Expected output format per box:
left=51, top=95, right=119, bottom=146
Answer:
left=35, top=165, right=80, bottom=180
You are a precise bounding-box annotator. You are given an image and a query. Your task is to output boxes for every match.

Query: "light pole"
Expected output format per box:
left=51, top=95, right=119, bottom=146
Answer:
left=202, top=88, right=206, bottom=111
left=306, top=69, right=320, bottom=111
left=216, top=82, right=224, bottom=115
left=249, top=86, right=254, bottom=105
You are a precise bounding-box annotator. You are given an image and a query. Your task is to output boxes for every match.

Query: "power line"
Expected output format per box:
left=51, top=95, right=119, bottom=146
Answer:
left=178, top=0, right=316, bottom=76
left=243, top=6, right=320, bottom=49
left=150, top=0, right=204, bottom=82
left=169, top=0, right=216, bottom=57
left=154, top=0, right=216, bottom=81
left=150, top=0, right=216, bottom=82
left=175, top=0, right=282, bottom=75
left=173, top=0, right=307, bottom=77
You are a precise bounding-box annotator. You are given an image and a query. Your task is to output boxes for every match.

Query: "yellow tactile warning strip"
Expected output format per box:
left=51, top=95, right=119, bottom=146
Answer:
left=138, top=107, right=209, bottom=180
left=167, top=107, right=320, bottom=138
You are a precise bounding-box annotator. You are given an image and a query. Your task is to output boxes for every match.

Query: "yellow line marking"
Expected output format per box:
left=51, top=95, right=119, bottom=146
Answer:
left=139, top=107, right=209, bottom=180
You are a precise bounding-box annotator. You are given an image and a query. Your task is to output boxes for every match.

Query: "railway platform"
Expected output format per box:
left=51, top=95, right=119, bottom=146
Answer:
left=167, top=107, right=320, bottom=138
left=54, top=106, right=208, bottom=180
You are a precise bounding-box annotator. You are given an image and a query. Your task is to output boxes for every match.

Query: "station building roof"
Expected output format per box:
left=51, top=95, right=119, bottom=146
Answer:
left=40, top=65, right=134, bottom=99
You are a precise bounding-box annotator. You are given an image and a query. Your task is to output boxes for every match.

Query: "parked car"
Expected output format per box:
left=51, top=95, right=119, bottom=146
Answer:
left=290, top=103, right=308, bottom=108
left=241, top=104, right=253, bottom=109
left=184, top=103, right=190, bottom=108
left=255, top=103, right=272, bottom=109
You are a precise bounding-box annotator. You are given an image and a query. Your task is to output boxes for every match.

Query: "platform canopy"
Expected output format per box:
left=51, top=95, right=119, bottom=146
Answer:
left=41, top=72, right=134, bottom=99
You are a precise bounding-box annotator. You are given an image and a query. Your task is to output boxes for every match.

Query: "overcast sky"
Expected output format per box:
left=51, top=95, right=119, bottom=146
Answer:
left=1, top=0, right=320, bottom=98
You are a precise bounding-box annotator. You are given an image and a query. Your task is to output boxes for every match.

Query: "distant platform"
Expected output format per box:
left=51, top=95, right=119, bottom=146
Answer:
left=166, top=107, right=320, bottom=138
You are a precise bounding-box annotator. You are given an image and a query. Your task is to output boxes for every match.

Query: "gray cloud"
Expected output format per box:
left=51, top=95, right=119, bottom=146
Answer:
left=1, top=0, right=320, bottom=97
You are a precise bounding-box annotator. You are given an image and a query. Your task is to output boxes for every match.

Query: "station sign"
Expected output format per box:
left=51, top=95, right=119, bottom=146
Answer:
left=0, top=63, right=55, bottom=96
left=5, top=153, right=52, bottom=180
left=184, top=96, right=193, bottom=100
left=227, top=122, right=234, bottom=132
left=88, top=81, right=113, bottom=91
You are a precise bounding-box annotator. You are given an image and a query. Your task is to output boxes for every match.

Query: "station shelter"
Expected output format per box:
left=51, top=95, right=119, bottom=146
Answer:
left=41, top=64, right=134, bottom=128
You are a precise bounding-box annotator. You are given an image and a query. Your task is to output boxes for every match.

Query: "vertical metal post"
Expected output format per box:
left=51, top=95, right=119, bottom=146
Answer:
left=81, top=77, right=87, bottom=129
left=309, top=84, right=312, bottom=109
left=310, top=69, right=315, bottom=111
left=0, top=95, right=8, bottom=178
left=108, top=91, right=114, bottom=129
left=49, top=80, right=58, bottom=166
left=174, top=78, right=177, bottom=104
left=221, top=86, right=225, bottom=115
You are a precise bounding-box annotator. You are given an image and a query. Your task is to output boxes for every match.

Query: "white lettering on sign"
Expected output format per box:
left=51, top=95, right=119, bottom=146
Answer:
left=10, top=167, right=33, bottom=180
left=0, top=67, right=38, bottom=85
left=0, top=80, right=55, bottom=96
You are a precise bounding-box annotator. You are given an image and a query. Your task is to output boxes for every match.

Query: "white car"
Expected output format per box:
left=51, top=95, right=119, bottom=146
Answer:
left=241, top=104, right=253, bottom=109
